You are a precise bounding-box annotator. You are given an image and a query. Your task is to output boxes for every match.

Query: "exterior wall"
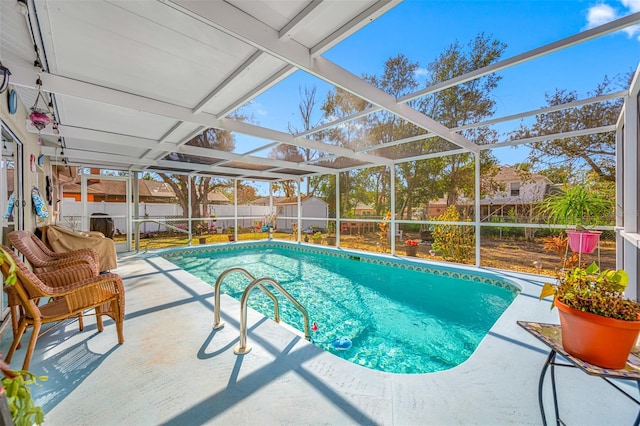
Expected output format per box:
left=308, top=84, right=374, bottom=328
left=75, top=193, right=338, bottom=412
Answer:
left=480, top=181, right=548, bottom=205
left=276, top=197, right=328, bottom=230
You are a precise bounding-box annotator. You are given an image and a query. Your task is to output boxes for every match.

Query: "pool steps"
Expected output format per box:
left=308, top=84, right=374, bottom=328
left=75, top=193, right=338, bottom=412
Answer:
left=213, top=267, right=311, bottom=354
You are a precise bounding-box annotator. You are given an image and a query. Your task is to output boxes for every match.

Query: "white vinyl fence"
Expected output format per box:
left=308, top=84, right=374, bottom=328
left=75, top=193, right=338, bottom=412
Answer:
left=59, top=200, right=278, bottom=233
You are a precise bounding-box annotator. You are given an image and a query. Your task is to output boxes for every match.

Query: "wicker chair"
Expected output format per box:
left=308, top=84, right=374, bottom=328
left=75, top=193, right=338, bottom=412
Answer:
left=0, top=246, right=125, bottom=371
left=7, top=230, right=99, bottom=275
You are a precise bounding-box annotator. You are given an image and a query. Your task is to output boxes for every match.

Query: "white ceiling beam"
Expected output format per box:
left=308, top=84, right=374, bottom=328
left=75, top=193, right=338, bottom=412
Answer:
left=34, top=124, right=175, bottom=150
left=9, top=58, right=389, bottom=167
left=630, top=64, right=640, bottom=98
left=7, top=60, right=224, bottom=129
left=43, top=144, right=304, bottom=180
left=221, top=118, right=390, bottom=166
left=310, top=0, right=401, bottom=55
left=37, top=122, right=343, bottom=175
left=394, top=148, right=469, bottom=164
left=170, top=0, right=477, bottom=152
left=278, top=0, right=324, bottom=39
left=192, top=51, right=266, bottom=114
left=482, top=125, right=617, bottom=150
left=154, top=159, right=294, bottom=180
left=214, top=65, right=295, bottom=119
left=297, top=106, right=377, bottom=138
left=167, top=0, right=312, bottom=65
left=42, top=146, right=158, bottom=167
left=356, top=133, right=435, bottom=153
left=191, top=52, right=296, bottom=119
left=400, top=12, right=640, bottom=103
left=452, top=91, right=627, bottom=132
left=311, top=57, right=479, bottom=152
left=179, top=145, right=336, bottom=174
left=140, top=123, right=201, bottom=162
left=299, top=12, right=640, bottom=142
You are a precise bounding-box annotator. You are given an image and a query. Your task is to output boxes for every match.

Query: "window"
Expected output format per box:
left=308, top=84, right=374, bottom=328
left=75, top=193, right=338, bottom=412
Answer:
left=510, top=182, right=521, bottom=197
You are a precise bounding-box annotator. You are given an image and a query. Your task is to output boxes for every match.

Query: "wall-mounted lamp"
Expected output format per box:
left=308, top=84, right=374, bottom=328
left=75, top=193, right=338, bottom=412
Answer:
left=0, top=62, right=11, bottom=94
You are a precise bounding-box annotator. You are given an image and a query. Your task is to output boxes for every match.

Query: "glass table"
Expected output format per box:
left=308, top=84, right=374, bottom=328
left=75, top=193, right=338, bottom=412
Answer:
left=518, top=321, right=640, bottom=426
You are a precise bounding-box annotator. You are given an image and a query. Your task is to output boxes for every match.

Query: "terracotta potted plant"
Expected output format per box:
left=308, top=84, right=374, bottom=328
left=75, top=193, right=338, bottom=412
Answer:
left=540, top=180, right=612, bottom=254
left=404, top=239, right=419, bottom=257
left=540, top=262, right=640, bottom=369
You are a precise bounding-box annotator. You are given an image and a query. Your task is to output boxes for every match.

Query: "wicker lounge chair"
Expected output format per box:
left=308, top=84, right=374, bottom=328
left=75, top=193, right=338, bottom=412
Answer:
left=0, top=246, right=125, bottom=371
left=7, top=230, right=99, bottom=275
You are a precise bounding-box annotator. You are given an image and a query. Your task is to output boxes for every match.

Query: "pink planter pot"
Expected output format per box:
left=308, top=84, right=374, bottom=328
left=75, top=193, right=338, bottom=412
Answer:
left=566, top=230, right=602, bottom=254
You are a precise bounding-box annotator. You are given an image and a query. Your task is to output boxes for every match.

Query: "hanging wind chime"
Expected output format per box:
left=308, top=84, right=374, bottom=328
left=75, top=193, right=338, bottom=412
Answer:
left=29, top=78, right=51, bottom=145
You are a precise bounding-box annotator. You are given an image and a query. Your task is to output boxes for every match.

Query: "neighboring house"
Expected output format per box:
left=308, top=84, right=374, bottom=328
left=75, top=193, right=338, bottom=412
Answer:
left=207, top=190, right=231, bottom=205
left=62, top=176, right=230, bottom=205
left=418, top=166, right=554, bottom=219
left=247, top=196, right=286, bottom=206
left=353, top=202, right=375, bottom=216
left=478, top=166, right=553, bottom=220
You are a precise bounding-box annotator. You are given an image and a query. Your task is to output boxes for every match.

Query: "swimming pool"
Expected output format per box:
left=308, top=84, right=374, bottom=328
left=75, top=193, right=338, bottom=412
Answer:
left=162, top=242, right=520, bottom=374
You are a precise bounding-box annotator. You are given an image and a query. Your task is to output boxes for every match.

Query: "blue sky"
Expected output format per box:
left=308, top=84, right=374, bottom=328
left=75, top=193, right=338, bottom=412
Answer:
left=240, top=0, right=640, bottom=166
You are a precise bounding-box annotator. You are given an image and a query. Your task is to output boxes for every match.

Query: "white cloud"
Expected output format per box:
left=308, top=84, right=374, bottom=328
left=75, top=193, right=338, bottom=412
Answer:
left=586, top=3, right=618, bottom=29
left=585, top=1, right=640, bottom=40
left=621, top=0, right=640, bottom=13
left=413, top=67, right=430, bottom=80
left=246, top=100, right=268, bottom=116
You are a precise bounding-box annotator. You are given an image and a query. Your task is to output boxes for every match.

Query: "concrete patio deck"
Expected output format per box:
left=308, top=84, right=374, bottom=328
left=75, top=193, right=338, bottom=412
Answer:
left=1, top=250, right=638, bottom=425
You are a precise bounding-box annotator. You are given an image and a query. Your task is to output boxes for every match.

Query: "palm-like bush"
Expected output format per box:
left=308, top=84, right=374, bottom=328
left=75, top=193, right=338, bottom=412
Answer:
left=539, top=181, right=613, bottom=230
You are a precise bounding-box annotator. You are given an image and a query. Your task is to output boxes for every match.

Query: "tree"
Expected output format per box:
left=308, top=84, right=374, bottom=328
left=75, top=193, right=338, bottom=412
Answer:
left=234, top=183, right=259, bottom=204
left=271, top=86, right=324, bottom=196
left=366, top=37, right=504, bottom=217
left=535, top=165, right=574, bottom=185
left=512, top=73, right=631, bottom=183
left=158, top=128, right=234, bottom=218
left=365, top=54, right=422, bottom=218
left=418, top=33, right=505, bottom=206
left=321, top=87, right=369, bottom=215
left=271, top=180, right=297, bottom=197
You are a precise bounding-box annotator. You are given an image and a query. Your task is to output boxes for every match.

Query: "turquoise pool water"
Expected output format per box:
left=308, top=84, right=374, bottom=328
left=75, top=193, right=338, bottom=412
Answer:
left=163, top=243, right=520, bottom=374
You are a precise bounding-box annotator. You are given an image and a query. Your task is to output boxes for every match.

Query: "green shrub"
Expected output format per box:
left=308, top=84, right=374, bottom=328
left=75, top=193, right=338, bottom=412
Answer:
left=432, top=205, right=475, bottom=263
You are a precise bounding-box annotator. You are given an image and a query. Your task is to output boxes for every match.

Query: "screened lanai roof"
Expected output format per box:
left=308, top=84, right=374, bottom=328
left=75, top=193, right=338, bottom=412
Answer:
left=2, top=1, right=640, bottom=181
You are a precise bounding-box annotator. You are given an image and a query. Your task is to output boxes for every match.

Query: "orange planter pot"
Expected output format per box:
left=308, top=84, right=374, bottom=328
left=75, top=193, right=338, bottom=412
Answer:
left=555, top=298, right=640, bottom=369
left=405, top=245, right=418, bottom=257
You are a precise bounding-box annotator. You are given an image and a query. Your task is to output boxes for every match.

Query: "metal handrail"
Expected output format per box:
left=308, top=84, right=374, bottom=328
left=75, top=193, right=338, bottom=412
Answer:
left=212, top=267, right=280, bottom=330
left=234, top=276, right=311, bottom=355
left=134, top=219, right=192, bottom=252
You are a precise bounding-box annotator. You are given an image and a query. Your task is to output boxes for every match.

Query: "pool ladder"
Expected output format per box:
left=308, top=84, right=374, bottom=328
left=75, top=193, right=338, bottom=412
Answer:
left=213, top=267, right=311, bottom=355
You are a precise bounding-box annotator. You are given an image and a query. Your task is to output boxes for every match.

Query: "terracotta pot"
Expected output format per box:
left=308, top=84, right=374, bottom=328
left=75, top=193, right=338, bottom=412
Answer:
left=405, top=245, right=418, bottom=257
left=566, top=230, right=602, bottom=254
left=555, top=298, right=640, bottom=369
left=326, top=236, right=336, bottom=246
